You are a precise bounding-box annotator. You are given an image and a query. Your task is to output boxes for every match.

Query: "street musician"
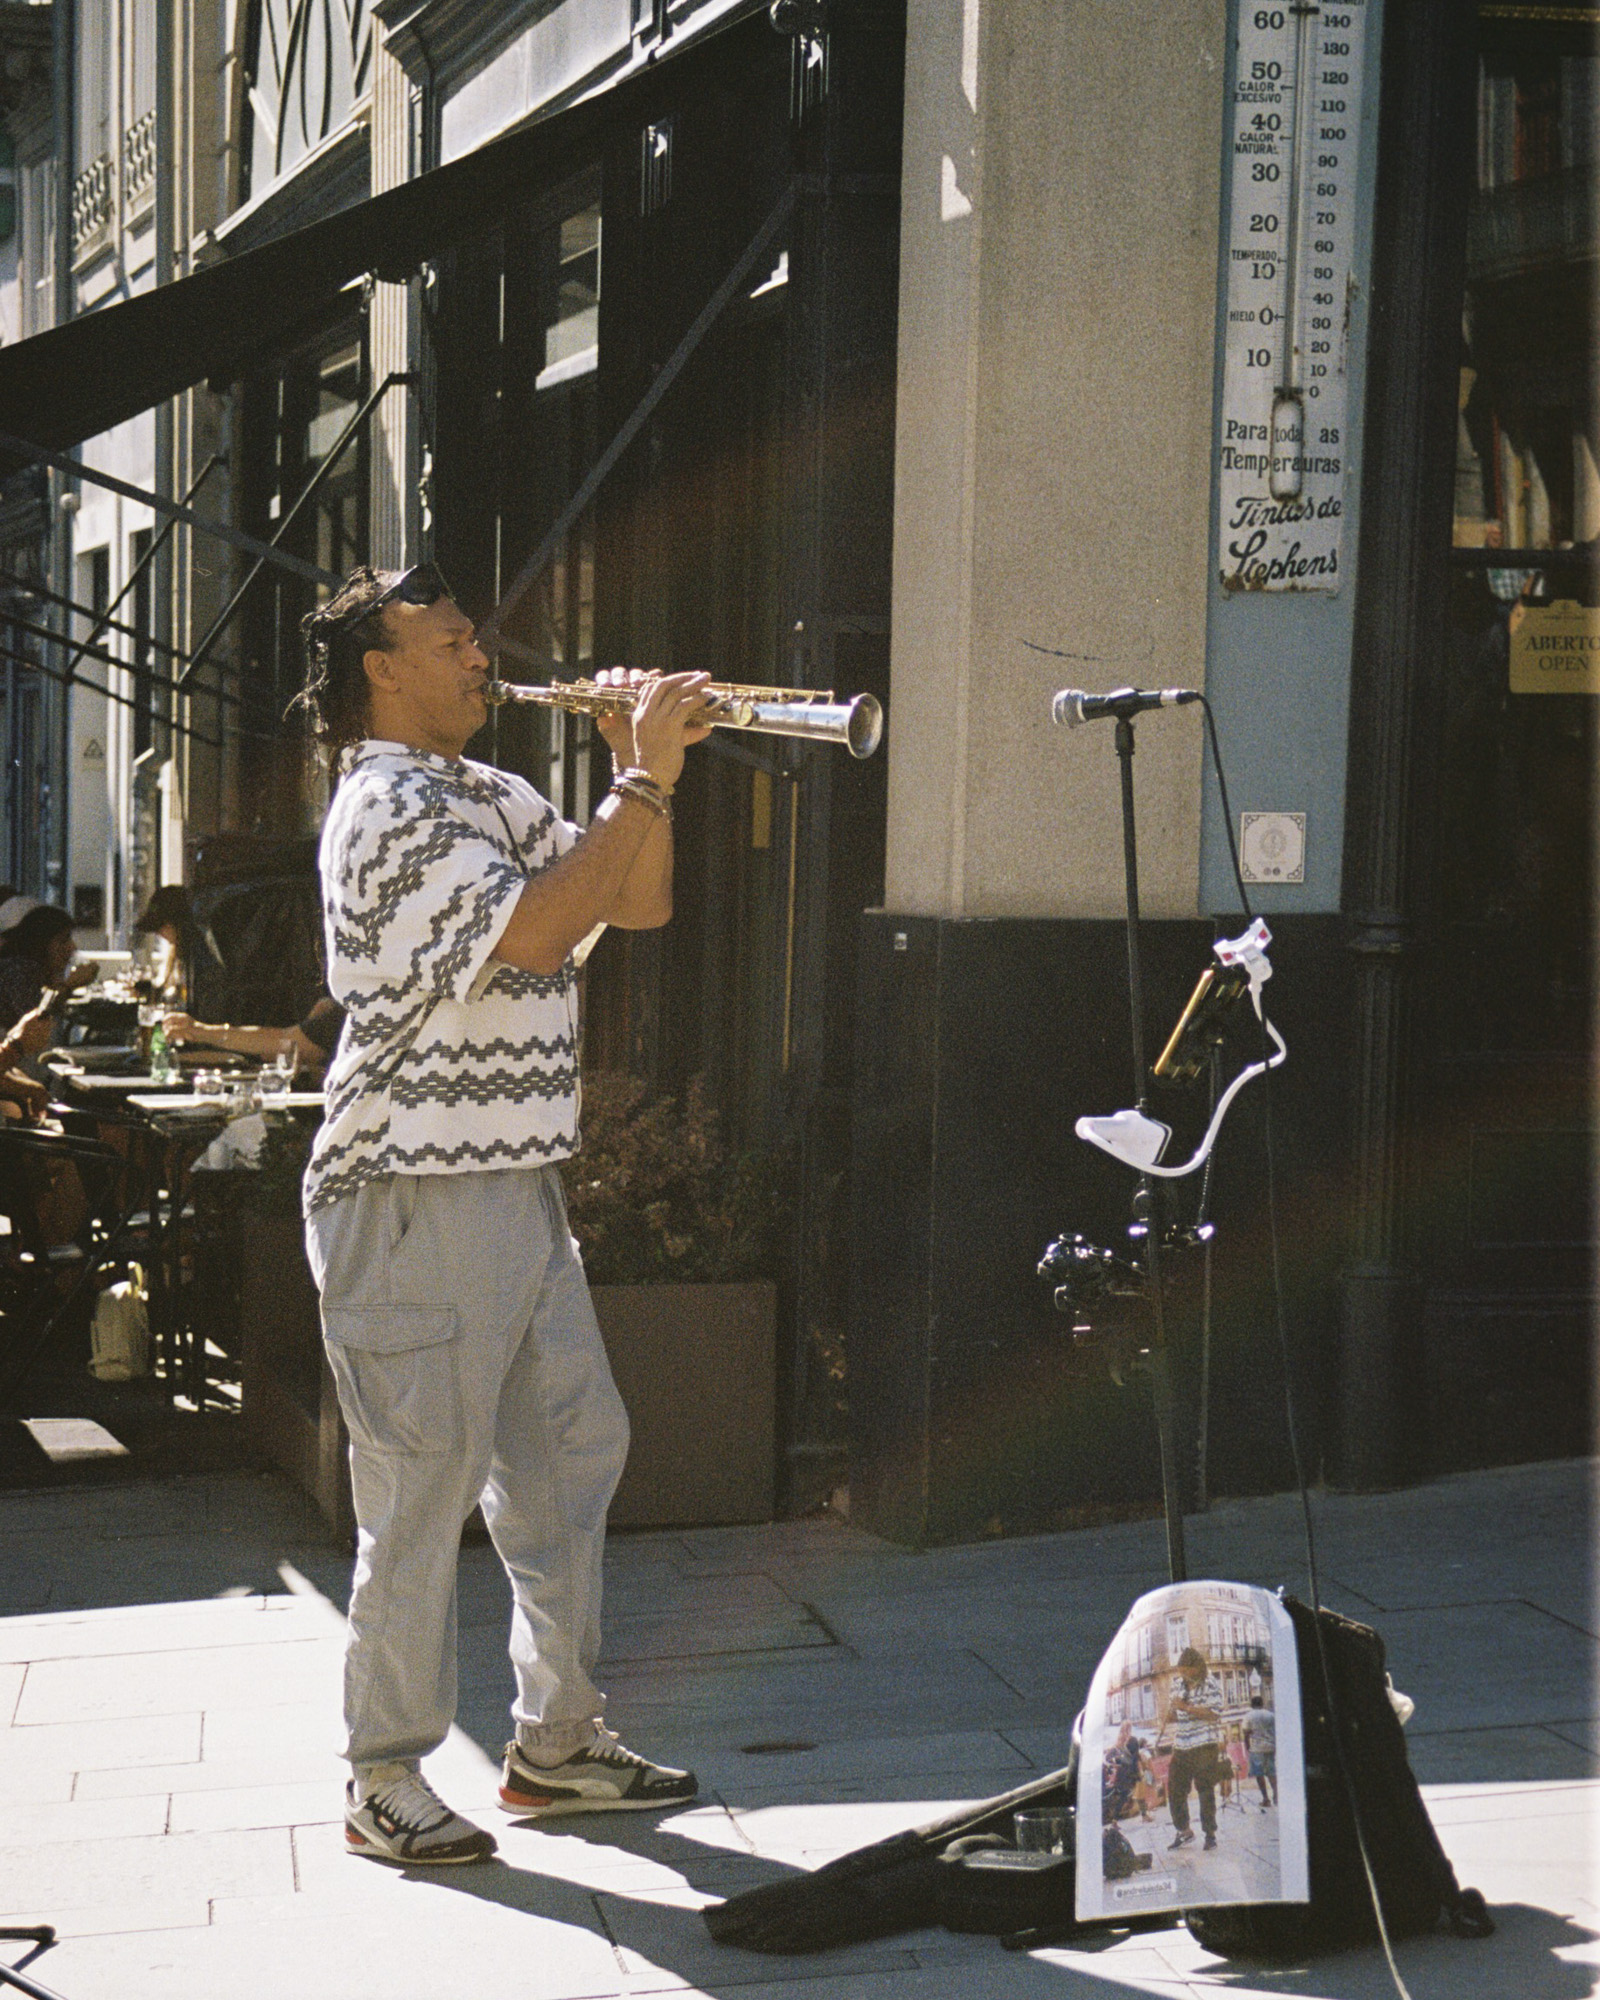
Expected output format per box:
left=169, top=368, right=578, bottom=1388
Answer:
left=294, top=563, right=709, bottom=1865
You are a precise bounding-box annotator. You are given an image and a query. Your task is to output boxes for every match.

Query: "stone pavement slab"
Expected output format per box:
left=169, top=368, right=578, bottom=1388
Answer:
left=0, top=1458, right=1592, bottom=2000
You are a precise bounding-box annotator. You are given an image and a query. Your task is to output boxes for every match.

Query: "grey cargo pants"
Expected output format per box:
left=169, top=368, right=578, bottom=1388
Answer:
left=304, top=1166, right=629, bottom=1779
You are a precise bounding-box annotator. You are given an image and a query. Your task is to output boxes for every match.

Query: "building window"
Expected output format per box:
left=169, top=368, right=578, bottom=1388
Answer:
left=536, top=204, right=601, bottom=393
left=307, top=341, right=365, bottom=582
left=72, top=0, right=113, bottom=254
left=240, top=0, right=374, bottom=204
left=21, top=156, right=55, bottom=336
left=1166, top=1614, right=1188, bottom=1667
left=640, top=118, right=673, bottom=216
left=1454, top=37, right=1599, bottom=552
left=1436, top=12, right=1596, bottom=1053
left=124, top=0, right=157, bottom=212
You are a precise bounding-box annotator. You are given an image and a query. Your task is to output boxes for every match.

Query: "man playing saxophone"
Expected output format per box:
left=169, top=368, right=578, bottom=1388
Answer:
left=294, top=562, right=710, bottom=1865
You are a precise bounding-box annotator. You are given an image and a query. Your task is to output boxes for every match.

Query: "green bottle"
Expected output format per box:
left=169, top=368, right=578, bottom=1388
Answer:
left=148, top=1019, right=171, bottom=1082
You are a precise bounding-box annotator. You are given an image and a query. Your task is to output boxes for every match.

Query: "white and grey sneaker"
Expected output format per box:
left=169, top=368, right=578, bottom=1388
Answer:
left=499, top=1726, right=697, bottom=1817
left=345, top=1765, right=497, bottom=1865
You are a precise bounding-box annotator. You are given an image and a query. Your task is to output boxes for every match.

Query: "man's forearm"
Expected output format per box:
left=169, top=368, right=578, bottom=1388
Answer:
left=492, top=792, right=665, bottom=974
left=605, top=810, right=673, bottom=930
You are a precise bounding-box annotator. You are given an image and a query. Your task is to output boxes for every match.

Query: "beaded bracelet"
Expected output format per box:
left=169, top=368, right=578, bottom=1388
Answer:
left=613, top=764, right=674, bottom=800
left=612, top=777, right=672, bottom=822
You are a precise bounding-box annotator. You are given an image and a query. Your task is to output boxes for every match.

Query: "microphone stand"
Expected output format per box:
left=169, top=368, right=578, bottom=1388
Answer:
left=1112, top=714, right=1189, bottom=1583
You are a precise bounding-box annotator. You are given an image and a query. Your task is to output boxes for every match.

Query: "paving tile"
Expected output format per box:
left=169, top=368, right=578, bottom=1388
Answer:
left=597, top=1602, right=835, bottom=1666
left=167, top=1778, right=340, bottom=1834
left=1361, top=1601, right=1594, bottom=1732
left=667, top=1729, right=1033, bottom=1793
left=0, top=1594, right=325, bottom=1664
left=1, top=1791, right=169, bottom=1844
left=0, top=1896, right=212, bottom=1941
left=1405, top=1725, right=1600, bottom=1786
left=1423, top=1779, right=1598, bottom=1827
left=0, top=1554, right=53, bottom=1614
left=0, top=1659, right=21, bottom=1723
left=198, top=1698, right=344, bottom=1763
left=75, top=1745, right=341, bottom=1800
left=29, top=1902, right=629, bottom=2000
left=13, top=1636, right=341, bottom=1725
left=0, top=1709, right=202, bottom=1776
left=708, top=1765, right=1048, bottom=1814
left=596, top=1886, right=922, bottom=1992
left=2, top=1761, right=74, bottom=1805
left=0, top=1826, right=294, bottom=1909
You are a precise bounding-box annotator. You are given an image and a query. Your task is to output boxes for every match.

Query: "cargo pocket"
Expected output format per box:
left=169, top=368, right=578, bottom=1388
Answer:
left=323, top=1305, right=461, bottom=1457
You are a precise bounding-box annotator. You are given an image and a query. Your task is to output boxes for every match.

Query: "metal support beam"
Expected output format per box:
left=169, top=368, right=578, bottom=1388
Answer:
left=59, top=454, right=223, bottom=691
left=0, top=428, right=342, bottom=587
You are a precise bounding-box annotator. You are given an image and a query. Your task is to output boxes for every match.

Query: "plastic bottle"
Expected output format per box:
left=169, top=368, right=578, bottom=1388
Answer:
left=147, top=1018, right=171, bottom=1083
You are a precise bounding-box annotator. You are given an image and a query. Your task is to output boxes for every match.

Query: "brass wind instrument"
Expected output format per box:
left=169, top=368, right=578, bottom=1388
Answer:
left=485, top=676, right=884, bottom=759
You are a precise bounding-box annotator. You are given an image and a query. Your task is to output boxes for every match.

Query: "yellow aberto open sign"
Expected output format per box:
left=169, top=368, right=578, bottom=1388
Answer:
left=1509, top=599, right=1600, bottom=695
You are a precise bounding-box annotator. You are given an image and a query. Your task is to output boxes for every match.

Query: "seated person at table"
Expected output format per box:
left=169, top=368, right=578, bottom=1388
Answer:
left=134, top=885, right=212, bottom=1008
left=0, top=905, right=94, bottom=1047
left=161, top=993, right=345, bottom=1078
left=0, top=1003, right=54, bottom=1121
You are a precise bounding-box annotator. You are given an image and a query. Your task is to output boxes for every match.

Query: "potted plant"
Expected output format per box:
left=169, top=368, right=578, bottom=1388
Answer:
left=229, top=1082, right=783, bottom=1536
left=559, top=1073, right=783, bottom=1528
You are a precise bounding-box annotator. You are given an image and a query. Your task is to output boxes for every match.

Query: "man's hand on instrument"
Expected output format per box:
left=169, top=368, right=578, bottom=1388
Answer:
left=596, top=668, right=713, bottom=793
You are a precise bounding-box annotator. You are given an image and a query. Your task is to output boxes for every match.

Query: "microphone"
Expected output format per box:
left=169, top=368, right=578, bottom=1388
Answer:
left=1050, top=685, right=1202, bottom=727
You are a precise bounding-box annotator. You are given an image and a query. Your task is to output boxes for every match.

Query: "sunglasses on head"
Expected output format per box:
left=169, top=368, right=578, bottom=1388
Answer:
left=318, top=564, right=454, bottom=643
left=367, top=562, right=454, bottom=616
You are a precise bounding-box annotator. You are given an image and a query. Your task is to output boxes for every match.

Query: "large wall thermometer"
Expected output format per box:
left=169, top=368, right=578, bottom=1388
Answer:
left=1217, top=0, right=1371, bottom=592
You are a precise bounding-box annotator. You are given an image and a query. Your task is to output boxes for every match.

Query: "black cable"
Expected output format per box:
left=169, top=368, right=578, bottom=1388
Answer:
left=1199, top=696, right=1416, bottom=2000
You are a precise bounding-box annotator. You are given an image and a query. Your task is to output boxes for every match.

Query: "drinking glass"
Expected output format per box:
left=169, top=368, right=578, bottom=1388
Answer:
left=256, top=1065, right=290, bottom=1109
left=193, top=1069, right=225, bottom=1104
left=1012, top=1807, right=1071, bottom=1856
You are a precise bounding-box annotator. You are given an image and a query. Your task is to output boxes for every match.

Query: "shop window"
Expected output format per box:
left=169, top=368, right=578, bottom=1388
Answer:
left=1454, top=35, right=1598, bottom=552
left=1436, top=9, right=1596, bottom=1054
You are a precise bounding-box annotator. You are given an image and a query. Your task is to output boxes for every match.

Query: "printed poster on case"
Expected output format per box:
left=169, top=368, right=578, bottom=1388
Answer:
left=1075, top=1581, right=1308, bottom=1923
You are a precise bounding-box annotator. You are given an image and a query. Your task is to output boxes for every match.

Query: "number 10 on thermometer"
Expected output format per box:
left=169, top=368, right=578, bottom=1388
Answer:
left=1218, top=0, right=1369, bottom=593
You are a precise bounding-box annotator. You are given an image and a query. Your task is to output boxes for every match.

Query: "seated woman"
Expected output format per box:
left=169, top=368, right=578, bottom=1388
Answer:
left=161, top=993, right=346, bottom=1078
left=0, top=904, right=94, bottom=1042
left=0, top=906, right=96, bottom=1239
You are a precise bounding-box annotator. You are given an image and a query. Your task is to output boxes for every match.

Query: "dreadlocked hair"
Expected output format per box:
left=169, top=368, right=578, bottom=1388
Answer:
left=290, top=566, right=399, bottom=773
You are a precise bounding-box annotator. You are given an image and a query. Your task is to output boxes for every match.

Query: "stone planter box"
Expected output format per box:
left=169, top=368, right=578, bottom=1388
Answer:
left=237, top=1211, right=353, bottom=1542
left=596, top=1281, right=778, bottom=1529
left=237, top=1215, right=777, bottom=1537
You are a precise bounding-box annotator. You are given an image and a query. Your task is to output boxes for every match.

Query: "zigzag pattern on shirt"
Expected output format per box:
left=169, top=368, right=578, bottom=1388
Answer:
left=405, top=1029, right=575, bottom=1066
left=485, top=964, right=572, bottom=1000
left=307, top=1126, right=577, bottom=1213
left=336, top=819, right=519, bottom=969
left=307, top=747, right=583, bottom=1217
left=390, top=1065, right=578, bottom=1109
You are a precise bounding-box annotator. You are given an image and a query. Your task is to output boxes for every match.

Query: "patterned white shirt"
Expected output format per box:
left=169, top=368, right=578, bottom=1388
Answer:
left=303, top=741, right=580, bottom=1216
left=1169, top=1673, right=1226, bottom=1749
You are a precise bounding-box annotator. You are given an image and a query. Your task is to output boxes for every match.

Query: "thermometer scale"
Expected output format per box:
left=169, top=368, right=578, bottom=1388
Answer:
left=1217, top=0, right=1370, bottom=592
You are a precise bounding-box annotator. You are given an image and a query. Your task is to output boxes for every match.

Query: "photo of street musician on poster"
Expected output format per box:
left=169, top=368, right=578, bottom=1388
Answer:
left=1075, top=1582, right=1308, bottom=1922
